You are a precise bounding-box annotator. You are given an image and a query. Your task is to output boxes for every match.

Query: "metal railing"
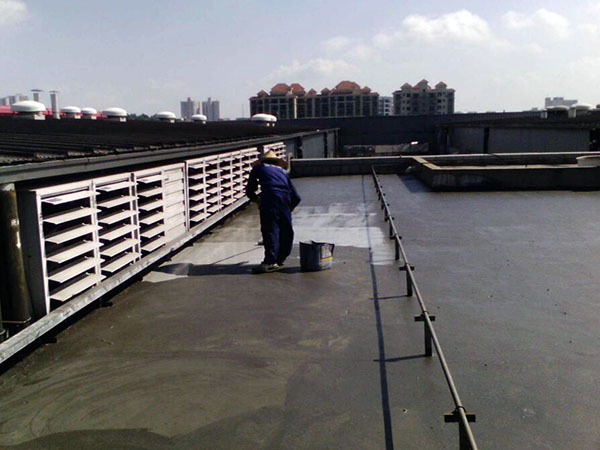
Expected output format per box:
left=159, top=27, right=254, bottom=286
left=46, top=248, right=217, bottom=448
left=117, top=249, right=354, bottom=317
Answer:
left=371, top=167, right=479, bottom=450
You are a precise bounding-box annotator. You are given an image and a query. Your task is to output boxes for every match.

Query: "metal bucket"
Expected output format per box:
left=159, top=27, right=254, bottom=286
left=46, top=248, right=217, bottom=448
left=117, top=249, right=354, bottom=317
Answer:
left=299, top=241, right=335, bottom=272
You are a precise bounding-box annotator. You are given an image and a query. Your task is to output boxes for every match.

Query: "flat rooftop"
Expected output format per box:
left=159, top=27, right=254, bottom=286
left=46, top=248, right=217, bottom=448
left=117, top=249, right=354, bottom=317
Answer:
left=0, top=175, right=599, bottom=449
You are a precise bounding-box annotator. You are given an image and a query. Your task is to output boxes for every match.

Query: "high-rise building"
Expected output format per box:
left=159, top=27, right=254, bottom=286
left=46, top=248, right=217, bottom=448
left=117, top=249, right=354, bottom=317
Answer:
left=249, top=81, right=379, bottom=119
left=393, top=80, right=455, bottom=115
left=545, top=97, right=577, bottom=108
left=5, top=94, right=29, bottom=105
left=202, top=97, right=220, bottom=121
left=378, top=96, right=394, bottom=116
left=180, top=97, right=201, bottom=120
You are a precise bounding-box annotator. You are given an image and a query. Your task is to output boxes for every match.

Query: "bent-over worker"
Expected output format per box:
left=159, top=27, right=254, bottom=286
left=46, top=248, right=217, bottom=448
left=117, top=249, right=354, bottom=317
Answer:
left=246, top=150, right=301, bottom=273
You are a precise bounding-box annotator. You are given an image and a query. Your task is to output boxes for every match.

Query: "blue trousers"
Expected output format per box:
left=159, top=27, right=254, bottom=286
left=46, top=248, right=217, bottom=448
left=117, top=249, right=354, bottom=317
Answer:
left=260, top=207, right=294, bottom=265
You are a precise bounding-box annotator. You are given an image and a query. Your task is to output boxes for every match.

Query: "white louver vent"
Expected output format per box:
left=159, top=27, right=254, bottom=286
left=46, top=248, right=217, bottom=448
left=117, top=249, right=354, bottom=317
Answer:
left=20, top=144, right=280, bottom=318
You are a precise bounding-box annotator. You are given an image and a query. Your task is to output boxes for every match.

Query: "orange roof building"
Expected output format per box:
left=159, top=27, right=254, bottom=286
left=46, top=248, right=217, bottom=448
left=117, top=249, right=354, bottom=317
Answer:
left=250, top=80, right=379, bottom=119
left=393, top=80, right=455, bottom=116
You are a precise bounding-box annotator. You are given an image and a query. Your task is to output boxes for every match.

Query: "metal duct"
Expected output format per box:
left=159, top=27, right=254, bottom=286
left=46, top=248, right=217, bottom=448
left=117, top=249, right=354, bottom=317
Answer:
left=0, top=183, right=32, bottom=332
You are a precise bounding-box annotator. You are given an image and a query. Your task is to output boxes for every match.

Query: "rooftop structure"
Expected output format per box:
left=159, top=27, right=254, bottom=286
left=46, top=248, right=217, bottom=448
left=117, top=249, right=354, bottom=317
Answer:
left=102, top=107, right=127, bottom=122
left=81, top=107, right=98, bottom=120
left=191, top=114, right=207, bottom=123
left=155, top=111, right=176, bottom=123
left=439, top=113, right=600, bottom=153
left=11, top=100, right=47, bottom=120
left=60, top=106, right=82, bottom=119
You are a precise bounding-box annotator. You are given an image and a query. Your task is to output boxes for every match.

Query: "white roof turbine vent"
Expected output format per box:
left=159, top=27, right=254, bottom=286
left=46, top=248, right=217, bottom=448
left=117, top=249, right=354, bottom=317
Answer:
left=11, top=100, right=47, bottom=120
left=546, top=105, right=569, bottom=119
left=191, top=113, right=207, bottom=124
left=156, top=111, right=176, bottom=123
left=251, top=113, right=277, bottom=127
left=569, top=103, right=592, bottom=118
left=102, top=107, right=127, bottom=122
left=81, top=107, right=98, bottom=120
left=61, top=106, right=82, bottom=119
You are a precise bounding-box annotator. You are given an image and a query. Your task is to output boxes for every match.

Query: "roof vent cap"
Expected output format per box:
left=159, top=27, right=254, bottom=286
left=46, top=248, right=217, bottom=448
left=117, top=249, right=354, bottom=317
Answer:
left=102, top=107, right=127, bottom=117
left=251, top=113, right=277, bottom=126
left=155, top=111, right=176, bottom=120
left=11, top=100, right=46, bottom=113
left=61, top=106, right=81, bottom=114
left=191, top=114, right=207, bottom=123
left=572, top=103, right=593, bottom=110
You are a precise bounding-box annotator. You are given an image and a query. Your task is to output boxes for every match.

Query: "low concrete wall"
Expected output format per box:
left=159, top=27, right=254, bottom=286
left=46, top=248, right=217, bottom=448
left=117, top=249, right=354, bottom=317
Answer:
left=418, top=165, right=600, bottom=190
left=290, top=156, right=410, bottom=177
left=420, top=152, right=600, bottom=167
left=412, top=153, right=600, bottom=190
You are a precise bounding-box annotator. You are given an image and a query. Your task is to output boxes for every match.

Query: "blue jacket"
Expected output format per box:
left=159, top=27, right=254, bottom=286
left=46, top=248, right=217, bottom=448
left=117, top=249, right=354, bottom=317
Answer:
left=245, top=162, right=301, bottom=213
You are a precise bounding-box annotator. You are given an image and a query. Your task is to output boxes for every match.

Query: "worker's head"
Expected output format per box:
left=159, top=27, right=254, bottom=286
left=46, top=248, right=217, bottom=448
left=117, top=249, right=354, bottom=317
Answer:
left=263, top=150, right=278, bottom=160
left=254, top=149, right=288, bottom=169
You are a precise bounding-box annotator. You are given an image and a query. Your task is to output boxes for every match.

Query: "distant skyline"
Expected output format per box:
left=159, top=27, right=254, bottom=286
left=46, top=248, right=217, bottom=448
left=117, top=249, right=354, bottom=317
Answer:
left=2, top=0, right=600, bottom=117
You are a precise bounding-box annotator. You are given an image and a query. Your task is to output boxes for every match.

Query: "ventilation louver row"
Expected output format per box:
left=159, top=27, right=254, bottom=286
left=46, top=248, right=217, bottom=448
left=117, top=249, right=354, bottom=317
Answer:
left=21, top=145, right=266, bottom=318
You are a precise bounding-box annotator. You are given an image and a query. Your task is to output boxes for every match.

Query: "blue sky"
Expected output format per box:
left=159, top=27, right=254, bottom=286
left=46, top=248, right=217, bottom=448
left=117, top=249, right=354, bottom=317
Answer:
left=2, top=0, right=600, bottom=117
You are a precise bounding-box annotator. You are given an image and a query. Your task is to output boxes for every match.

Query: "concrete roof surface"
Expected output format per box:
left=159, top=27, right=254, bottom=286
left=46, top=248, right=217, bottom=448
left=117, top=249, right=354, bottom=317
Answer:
left=0, top=175, right=598, bottom=449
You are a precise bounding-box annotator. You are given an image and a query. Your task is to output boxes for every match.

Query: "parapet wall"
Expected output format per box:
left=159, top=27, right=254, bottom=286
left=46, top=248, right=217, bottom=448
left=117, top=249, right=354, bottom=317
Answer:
left=291, top=156, right=410, bottom=177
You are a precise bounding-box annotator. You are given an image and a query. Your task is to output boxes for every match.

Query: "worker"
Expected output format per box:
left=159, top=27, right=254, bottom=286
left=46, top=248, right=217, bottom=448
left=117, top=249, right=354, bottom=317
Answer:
left=246, top=150, right=301, bottom=273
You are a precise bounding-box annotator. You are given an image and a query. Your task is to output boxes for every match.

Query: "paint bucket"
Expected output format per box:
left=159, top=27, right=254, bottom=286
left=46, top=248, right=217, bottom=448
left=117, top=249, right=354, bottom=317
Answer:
left=299, top=241, right=335, bottom=272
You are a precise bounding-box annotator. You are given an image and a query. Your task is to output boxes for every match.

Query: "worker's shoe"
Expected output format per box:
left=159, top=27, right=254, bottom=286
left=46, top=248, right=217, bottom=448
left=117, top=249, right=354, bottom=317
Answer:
left=251, top=263, right=283, bottom=274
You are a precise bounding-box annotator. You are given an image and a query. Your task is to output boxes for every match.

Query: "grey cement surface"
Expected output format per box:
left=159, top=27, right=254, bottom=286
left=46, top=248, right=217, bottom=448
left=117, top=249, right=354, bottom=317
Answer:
left=0, top=175, right=599, bottom=449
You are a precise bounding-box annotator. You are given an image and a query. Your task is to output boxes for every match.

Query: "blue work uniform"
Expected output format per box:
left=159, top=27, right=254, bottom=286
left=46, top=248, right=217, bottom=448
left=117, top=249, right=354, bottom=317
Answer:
left=246, top=162, right=301, bottom=265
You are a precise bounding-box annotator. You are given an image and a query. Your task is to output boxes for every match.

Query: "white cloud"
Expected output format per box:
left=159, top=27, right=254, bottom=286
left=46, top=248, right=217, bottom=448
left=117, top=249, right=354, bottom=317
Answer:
left=372, top=9, right=510, bottom=50
left=321, top=35, right=353, bottom=53
left=0, top=0, right=27, bottom=26
left=269, top=58, right=357, bottom=80
left=502, top=9, right=569, bottom=39
left=345, top=44, right=375, bottom=61
left=579, top=23, right=598, bottom=34
left=402, top=10, right=493, bottom=45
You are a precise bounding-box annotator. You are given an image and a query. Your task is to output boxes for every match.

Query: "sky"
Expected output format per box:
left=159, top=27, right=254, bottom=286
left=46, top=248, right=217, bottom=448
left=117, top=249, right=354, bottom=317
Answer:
left=2, top=0, right=600, bottom=118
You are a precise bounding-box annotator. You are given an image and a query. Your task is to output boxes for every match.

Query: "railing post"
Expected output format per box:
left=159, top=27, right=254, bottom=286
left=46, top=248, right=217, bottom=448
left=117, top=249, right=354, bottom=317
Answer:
left=388, top=219, right=394, bottom=238
left=444, top=410, right=477, bottom=450
left=414, top=314, right=436, bottom=357
left=394, top=238, right=400, bottom=260
left=399, top=264, right=414, bottom=296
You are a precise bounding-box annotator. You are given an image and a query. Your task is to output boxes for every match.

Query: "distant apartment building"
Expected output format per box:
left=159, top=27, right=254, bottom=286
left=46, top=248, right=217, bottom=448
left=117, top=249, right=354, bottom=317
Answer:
left=393, top=80, right=455, bottom=115
left=202, top=97, right=220, bottom=121
left=180, top=97, right=201, bottom=120
left=249, top=81, right=379, bottom=119
left=378, top=96, right=393, bottom=116
left=1, top=93, right=29, bottom=106
left=545, top=97, right=577, bottom=108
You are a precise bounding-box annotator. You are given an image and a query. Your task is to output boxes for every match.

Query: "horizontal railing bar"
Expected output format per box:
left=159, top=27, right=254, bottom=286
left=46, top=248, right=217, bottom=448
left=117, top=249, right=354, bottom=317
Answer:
left=371, top=167, right=478, bottom=450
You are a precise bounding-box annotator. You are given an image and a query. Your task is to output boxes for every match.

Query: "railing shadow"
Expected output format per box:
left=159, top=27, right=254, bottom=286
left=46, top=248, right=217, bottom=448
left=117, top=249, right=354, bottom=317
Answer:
left=362, top=175, right=395, bottom=450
